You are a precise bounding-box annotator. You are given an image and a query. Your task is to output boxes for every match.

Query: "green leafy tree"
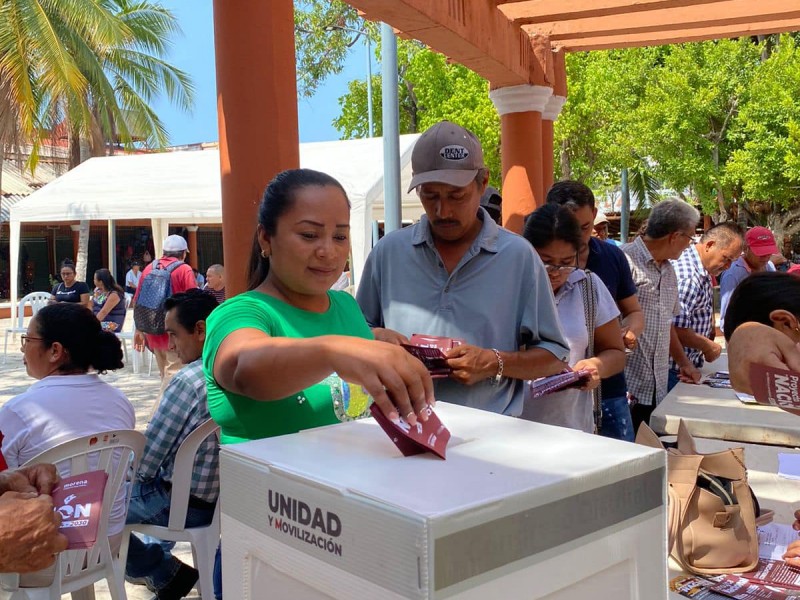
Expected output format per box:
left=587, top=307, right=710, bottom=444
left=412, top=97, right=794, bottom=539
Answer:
left=725, top=35, right=800, bottom=237
left=294, top=0, right=377, bottom=98
left=635, top=39, right=762, bottom=217
left=333, top=42, right=501, bottom=185
left=0, top=0, right=193, bottom=168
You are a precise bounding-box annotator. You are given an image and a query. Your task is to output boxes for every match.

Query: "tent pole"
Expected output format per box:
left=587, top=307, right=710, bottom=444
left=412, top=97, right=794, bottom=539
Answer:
left=108, top=220, right=117, bottom=280
left=381, top=23, right=401, bottom=234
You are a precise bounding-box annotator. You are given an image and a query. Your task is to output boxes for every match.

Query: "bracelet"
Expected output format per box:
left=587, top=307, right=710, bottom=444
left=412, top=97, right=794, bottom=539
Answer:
left=491, top=348, right=504, bottom=386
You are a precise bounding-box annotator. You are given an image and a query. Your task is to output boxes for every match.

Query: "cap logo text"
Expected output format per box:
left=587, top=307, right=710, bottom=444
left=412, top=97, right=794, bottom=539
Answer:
left=440, top=145, right=469, bottom=161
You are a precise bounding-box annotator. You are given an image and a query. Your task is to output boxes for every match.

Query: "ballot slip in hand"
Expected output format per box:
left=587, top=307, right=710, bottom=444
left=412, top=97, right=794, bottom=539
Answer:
left=749, top=364, right=800, bottom=417
left=51, top=470, right=108, bottom=549
left=528, top=369, right=593, bottom=399
left=369, top=404, right=451, bottom=459
left=401, top=334, right=465, bottom=378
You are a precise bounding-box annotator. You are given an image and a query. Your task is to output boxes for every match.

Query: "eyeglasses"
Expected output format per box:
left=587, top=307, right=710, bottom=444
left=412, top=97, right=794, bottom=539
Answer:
left=542, top=263, right=578, bottom=274
left=20, top=335, right=45, bottom=349
left=676, top=231, right=694, bottom=242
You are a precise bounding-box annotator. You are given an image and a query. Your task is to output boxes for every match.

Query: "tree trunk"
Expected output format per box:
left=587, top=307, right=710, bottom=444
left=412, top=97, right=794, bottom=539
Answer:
left=560, top=139, right=571, bottom=180
left=768, top=205, right=800, bottom=244
left=76, top=220, right=90, bottom=283
left=69, top=131, right=81, bottom=170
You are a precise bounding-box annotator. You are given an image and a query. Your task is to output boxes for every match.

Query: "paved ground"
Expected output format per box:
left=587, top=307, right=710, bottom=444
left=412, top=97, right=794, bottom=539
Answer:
left=0, top=312, right=203, bottom=599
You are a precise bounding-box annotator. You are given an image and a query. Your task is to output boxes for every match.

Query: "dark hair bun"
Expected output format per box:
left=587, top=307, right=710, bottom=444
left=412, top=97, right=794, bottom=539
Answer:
left=92, top=331, right=124, bottom=373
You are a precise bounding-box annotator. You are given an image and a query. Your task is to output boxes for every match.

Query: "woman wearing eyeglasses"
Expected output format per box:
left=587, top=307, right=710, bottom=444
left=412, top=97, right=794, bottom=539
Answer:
left=520, top=204, right=626, bottom=433
left=202, top=169, right=434, bottom=446
left=0, top=303, right=135, bottom=581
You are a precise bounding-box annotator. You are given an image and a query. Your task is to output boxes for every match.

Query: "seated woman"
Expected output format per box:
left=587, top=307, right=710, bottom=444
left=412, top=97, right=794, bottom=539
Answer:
left=0, top=303, right=135, bottom=556
left=203, top=168, right=434, bottom=446
left=92, top=268, right=127, bottom=332
left=520, top=204, right=626, bottom=433
left=50, top=258, right=91, bottom=309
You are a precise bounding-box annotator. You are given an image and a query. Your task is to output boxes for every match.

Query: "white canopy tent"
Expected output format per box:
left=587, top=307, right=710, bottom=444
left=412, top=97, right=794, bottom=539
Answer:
left=9, top=134, right=422, bottom=319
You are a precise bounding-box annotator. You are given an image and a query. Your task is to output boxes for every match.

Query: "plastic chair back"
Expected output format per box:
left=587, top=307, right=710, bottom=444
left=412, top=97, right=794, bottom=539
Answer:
left=0, top=429, right=145, bottom=599
left=15, top=291, right=51, bottom=329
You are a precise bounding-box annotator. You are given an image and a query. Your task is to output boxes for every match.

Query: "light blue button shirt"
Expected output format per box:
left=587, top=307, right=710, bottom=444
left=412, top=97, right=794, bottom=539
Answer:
left=356, top=209, right=569, bottom=416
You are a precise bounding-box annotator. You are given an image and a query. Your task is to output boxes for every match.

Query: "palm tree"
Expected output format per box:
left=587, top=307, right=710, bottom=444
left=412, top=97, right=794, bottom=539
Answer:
left=1, top=0, right=195, bottom=282
left=54, top=0, right=196, bottom=281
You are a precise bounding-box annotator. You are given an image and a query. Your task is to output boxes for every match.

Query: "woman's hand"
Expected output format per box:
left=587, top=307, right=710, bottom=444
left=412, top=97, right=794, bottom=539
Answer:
left=325, top=337, right=434, bottom=426
left=572, top=359, right=601, bottom=391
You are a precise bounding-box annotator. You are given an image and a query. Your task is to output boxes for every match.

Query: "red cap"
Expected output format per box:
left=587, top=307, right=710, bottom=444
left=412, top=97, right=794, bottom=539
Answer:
left=745, top=227, right=778, bottom=257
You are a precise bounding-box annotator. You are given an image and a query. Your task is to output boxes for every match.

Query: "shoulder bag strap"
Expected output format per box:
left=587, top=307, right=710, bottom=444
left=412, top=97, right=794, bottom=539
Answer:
left=580, top=270, right=602, bottom=431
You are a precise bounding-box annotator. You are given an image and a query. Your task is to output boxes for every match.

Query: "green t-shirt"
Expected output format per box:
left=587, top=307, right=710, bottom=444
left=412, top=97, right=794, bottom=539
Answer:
left=202, top=290, right=373, bottom=444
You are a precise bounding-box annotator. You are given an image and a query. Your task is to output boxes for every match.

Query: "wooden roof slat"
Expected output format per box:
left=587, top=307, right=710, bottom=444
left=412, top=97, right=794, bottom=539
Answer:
left=555, top=18, right=800, bottom=51
left=497, top=0, right=732, bottom=25
left=519, top=0, right=800, bottom=40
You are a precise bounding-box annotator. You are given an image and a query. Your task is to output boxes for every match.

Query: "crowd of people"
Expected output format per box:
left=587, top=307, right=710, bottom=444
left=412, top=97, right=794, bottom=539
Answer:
left=2, top=119, right=799, bottom=598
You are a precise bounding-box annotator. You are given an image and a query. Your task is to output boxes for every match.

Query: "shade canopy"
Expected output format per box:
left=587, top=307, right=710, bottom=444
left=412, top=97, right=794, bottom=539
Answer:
left=9, top=134, right=423, bottom=313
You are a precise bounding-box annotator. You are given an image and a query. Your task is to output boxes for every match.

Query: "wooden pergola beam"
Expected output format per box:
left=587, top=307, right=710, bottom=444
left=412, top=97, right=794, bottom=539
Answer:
left=519, top=0, right=800, bottom=41
left=346, top=0, right=548, bottom=86
left=554, top=18, right=800, bottom=51
left=497, top=0, right=732, bottom=25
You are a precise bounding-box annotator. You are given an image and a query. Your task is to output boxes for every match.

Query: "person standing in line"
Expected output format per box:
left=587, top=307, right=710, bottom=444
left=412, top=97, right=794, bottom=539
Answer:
left=521, top=204, right=625, bottom=433
left=719, top=226, right=778, bottom=334
left=546, top=181, right=644, bottom=442
left=668, top=223, right=744, bottom=391
left=621, top=199, right=702, bottom=431
left=357, top=121, right=569, bottom=416
left=49, top=259, right=91, bottom=309
left=133, top=235, right=198, bottom=398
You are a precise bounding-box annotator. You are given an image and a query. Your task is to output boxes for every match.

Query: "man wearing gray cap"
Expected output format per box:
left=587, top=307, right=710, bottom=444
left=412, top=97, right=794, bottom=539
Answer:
left=357, top=121, right=569, bottom=416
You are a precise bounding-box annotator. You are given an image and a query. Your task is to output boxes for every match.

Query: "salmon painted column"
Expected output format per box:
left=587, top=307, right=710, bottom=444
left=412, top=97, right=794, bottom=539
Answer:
left=489, top=84, right=553, bottom=233
left=541, top=50, right=568, bottom=195
left=213, top=0, right=300, bottom=296
left=541, top=97, right=565, bottom=196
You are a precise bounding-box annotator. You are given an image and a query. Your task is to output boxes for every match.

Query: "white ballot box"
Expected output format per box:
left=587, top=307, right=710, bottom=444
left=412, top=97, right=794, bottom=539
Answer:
left=220, top=403, right=667, bottom=600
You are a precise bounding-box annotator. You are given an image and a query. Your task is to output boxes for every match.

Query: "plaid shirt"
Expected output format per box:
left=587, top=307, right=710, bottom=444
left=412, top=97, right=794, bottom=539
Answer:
left=670, top=245, right=713, bottom=370
left=137, top=359, right=219, bottom=503
left=622, top=237, right=681, bottom=406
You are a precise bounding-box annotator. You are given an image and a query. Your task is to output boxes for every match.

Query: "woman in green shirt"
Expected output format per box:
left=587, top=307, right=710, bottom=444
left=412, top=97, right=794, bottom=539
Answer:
left=203, top=169, right=433, bottom=445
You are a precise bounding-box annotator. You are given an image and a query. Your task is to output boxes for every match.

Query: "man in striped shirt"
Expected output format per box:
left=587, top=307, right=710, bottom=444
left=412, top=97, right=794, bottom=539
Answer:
left=622, top=200, right=703, bottom=431
left=669, top=223, right=743, bottom=391
left=204, top=264, right=226, bottom=304
left=125, top=289, right=220, bottom=600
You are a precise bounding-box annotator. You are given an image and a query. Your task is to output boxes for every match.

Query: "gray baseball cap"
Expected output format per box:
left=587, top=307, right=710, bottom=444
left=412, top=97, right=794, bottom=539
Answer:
left=408, top=121, right=485, bottom=192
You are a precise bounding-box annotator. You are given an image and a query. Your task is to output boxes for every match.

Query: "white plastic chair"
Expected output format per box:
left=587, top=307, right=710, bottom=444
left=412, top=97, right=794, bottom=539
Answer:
left=115, top=294, right=154, bottom=375
left=3, top=292, right=51, bottom=364
left=0, top=429, right=146, bottom=600
left=119, top=419, right=220, bottom=600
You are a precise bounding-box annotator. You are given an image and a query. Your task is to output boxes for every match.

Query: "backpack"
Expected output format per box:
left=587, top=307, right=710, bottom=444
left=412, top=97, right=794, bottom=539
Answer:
left=133, top=260, right=185, bottom=335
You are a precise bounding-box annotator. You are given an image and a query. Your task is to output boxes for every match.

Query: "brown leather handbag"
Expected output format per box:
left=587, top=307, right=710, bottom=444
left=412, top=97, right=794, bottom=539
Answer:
left=636, top=420, right=759, bottom=575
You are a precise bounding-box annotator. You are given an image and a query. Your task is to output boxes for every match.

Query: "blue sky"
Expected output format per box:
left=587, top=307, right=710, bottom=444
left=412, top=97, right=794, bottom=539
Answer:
left=152, top=2, right=369, bottom=146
